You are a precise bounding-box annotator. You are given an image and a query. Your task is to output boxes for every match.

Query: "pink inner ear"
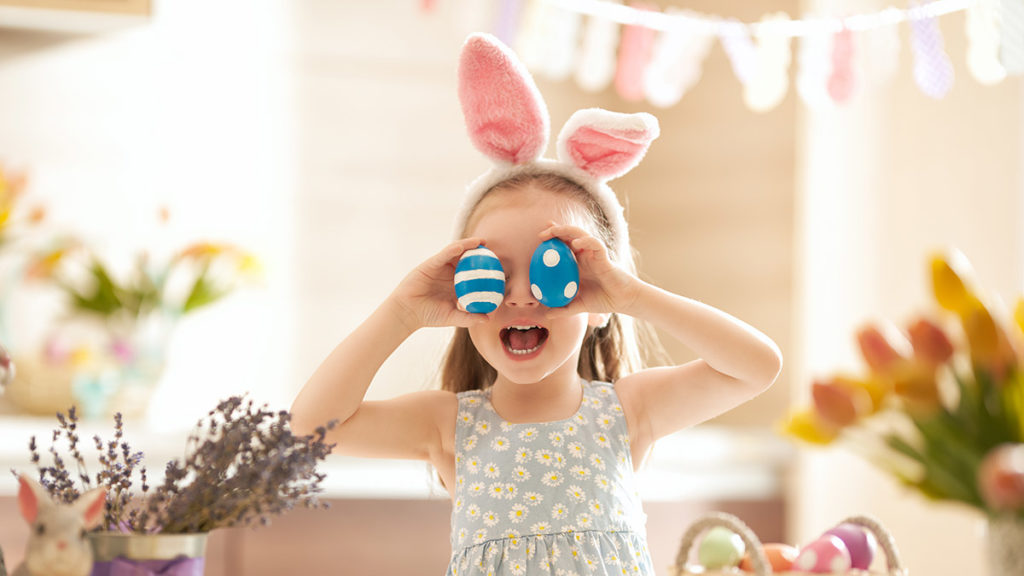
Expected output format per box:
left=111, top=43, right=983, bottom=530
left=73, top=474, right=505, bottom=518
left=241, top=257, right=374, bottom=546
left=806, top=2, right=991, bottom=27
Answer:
left=565, top=126, right=650, bottom=178
left=459, top=34, right=548, bottom=165
left=18, top=477, right=39, bottom=524
left=83, top=488, right=107, bottom=529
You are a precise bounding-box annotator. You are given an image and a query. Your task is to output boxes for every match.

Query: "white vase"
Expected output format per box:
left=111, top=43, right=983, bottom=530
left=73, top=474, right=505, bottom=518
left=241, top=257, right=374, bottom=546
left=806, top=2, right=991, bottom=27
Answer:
left=986, top=515, right=1024, bottom=575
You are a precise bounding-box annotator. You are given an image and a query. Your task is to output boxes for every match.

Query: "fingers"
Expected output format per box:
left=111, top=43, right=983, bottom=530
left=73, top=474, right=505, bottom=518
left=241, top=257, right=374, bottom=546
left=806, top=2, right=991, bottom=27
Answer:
left=427, top=237, right=485, bottom=269
left=540, top=224, right=609, bottom=262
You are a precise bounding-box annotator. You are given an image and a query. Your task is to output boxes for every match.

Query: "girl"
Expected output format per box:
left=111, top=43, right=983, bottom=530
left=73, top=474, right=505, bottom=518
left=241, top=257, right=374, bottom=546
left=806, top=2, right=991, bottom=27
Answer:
left=291, top=34, right=782, bottom=575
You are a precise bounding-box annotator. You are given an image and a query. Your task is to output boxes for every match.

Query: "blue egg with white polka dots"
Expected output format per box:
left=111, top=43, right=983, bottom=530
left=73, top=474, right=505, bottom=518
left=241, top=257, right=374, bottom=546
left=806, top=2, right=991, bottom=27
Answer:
left=454, top=245, right=505, bottom=314
left=529, top=238, right=579, bottom=308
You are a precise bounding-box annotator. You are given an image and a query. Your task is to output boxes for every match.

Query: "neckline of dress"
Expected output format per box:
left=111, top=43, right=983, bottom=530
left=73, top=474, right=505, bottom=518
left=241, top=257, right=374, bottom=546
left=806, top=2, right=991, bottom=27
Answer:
left=483, top=378, right=588, bottom=426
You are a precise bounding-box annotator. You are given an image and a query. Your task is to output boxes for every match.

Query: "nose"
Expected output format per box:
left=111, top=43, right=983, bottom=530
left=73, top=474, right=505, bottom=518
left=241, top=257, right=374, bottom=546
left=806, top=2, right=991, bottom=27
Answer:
left=504, top=271, right=539, bottom=308
left=57, top=540, right=67, bottom=550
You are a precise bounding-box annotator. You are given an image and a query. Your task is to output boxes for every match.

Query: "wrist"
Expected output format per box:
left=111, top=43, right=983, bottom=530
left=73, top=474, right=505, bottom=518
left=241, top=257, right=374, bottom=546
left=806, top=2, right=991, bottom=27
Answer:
left=382, top=293, right=421, bottom=337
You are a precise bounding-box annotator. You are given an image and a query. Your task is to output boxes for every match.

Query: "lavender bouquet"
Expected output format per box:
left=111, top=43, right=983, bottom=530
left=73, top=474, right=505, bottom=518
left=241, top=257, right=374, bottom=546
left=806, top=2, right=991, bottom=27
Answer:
left=19, top=395, right=337, bottom=534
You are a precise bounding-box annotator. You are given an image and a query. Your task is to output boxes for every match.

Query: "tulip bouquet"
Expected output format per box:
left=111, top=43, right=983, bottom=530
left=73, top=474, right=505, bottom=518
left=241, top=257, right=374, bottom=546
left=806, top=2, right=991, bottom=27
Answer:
left=782, top=252, right=1024, bottom=520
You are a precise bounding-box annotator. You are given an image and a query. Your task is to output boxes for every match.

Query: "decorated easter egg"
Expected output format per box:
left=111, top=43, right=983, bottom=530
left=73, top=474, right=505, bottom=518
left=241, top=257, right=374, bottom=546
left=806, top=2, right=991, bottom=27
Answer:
left=698, top=526, right=745, bottom=570
left=824, top=523, right=876, bottom=570
left=454, top=245, right=505, bottom=314
left=529, top=238, right=579, bottom=308
left=739, top=543, right=799, bottom=572
left=793, top=535, right=852, bottom=573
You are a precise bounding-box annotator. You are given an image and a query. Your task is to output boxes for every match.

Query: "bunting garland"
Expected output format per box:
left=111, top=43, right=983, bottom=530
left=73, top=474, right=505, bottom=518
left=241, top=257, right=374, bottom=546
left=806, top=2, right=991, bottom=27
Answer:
left=438, top=0, right=1022, bottom=112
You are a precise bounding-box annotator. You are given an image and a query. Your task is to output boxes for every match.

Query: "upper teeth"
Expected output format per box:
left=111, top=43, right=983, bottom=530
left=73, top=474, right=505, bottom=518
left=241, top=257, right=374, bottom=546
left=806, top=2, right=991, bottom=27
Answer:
left=509, top=325, right=539, bottom=331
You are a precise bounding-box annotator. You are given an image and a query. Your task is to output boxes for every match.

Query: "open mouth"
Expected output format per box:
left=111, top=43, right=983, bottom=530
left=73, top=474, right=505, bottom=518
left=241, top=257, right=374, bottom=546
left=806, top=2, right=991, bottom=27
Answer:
left=500, top=325, right=549, bottom=356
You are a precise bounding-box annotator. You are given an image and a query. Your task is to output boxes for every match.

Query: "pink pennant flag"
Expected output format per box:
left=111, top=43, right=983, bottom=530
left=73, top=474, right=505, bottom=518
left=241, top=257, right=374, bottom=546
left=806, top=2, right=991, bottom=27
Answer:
left=828, top=28, right=856, bottom=103
left=614, top=2, right=658, bottom=102
left=910, top=9, right=955, bottom=98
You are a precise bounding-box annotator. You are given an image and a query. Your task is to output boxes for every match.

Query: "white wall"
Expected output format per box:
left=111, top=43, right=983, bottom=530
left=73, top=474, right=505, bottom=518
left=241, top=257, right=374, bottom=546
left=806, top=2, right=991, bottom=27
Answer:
left=0, top=0, right=293, bottom=429
left=792, top=1, right=1023, bottom=573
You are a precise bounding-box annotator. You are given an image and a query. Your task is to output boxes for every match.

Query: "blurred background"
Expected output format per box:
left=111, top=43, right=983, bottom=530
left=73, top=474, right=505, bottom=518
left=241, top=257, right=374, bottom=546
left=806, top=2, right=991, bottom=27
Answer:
left=0, top=0, right=1020, bottom=574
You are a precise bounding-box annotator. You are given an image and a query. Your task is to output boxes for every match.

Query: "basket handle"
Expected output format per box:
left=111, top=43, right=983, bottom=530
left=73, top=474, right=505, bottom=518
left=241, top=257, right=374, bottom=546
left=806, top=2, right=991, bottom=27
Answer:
left=673, top=511, right=771, bottom=576
left=835, top=515, right=908, bottom=576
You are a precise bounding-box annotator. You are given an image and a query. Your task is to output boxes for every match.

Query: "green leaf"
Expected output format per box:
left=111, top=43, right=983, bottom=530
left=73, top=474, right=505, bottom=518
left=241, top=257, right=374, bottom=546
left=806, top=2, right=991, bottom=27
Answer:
left=182, top=267, right=228, bottom=313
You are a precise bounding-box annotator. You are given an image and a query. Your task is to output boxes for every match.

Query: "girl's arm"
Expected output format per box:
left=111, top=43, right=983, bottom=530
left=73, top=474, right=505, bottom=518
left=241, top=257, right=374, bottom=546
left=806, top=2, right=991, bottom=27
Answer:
left=543, top=225, right=782, bottom=449
left=290, top=237, right=486, bottom=462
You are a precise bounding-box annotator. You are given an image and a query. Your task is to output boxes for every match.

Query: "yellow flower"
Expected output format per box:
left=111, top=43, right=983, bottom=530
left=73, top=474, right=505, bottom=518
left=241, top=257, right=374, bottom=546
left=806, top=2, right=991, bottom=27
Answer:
left=961, top=304, right=1018, bottom=382
left=931, top=251, right=981, bottom=316
left=779, top=408, right=839, bottom=445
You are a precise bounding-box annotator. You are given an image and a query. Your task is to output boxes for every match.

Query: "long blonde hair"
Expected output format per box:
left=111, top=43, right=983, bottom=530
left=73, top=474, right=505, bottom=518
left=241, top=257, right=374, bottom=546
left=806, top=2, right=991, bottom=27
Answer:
left=440, top=173, right=666, bottom=393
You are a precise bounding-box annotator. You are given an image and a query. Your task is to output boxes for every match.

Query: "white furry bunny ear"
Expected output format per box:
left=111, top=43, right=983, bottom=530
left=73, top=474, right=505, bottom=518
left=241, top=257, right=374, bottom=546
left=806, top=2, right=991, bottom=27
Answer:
left=458, top=33, right=550, bottom=165
left=556, top=109, right=660, bottom=181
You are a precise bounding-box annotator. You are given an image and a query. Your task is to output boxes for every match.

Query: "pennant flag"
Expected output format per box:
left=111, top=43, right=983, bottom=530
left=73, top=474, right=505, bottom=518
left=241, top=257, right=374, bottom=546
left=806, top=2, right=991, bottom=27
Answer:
left=966, top=0, right=1006, bottom=84
left=495, top=0, right=525, bottom=47
left=1000, top=0, right=1024, bottom=75
left=614, top=2, right=658, bottom=102
left=745, top=12, right=793, bottom=112
left=828, top=28, right=856, bottom=103
left=643, top=10, right=714, bottom=107
left=576, top=4, right=621, bottom=92
left=544, top=6, right=583, bottom=80
left=862, top=16, right=901, bottom=86
left=910, top=9, right=955, bottom=98
left=797, top=24, right=834, bottom=109
left=720, top=18, right=758, bottom=86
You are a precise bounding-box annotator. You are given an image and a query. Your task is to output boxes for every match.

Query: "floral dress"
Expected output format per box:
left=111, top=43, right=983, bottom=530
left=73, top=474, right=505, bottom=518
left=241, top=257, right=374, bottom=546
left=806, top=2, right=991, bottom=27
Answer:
left=447, top=379, right=655, bottom=575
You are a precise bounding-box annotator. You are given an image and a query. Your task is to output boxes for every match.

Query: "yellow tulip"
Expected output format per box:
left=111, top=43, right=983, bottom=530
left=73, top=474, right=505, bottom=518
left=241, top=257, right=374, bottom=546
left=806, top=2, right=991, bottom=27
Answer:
left=779, top=408, right=839, bottom=445
left=962, top=304, right=1018, bottom=383
left=890, top=362, right=943, bottom=412
left=1014, top=298, right=1024, bottom=337
left=931, top=252, right=981, bottom=315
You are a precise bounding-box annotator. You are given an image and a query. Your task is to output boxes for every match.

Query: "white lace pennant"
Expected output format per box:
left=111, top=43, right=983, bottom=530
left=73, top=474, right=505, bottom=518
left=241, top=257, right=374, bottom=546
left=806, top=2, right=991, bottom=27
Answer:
left=966, top=0, right=1006, bottom=84
left=910, top=7, right=955, bottom=98
left=575, top=2, right=621, bottom=93
left=861, top=13, right=901, bottom=87
left=642, top=10, right=714, bottom=108
left=719, top=18, right=758, bottom=86
left=1000, top=0, right=1024, bottom=75
left=744, top=12, right=793, bottom=112
left=797, top=23, right=834, bottom=109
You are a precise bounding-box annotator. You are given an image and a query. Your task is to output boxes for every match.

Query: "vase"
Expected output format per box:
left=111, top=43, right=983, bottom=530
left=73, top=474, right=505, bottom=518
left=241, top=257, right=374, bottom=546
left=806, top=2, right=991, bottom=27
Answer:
left=89, top=532, right=207, bottom=576
left=985, top=515, right=1024, bottom=575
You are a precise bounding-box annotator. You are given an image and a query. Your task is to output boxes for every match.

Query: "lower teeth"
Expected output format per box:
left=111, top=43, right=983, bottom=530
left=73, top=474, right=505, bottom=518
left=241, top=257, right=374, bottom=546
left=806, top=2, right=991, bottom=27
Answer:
left=507, top=344, right=540, bottom=355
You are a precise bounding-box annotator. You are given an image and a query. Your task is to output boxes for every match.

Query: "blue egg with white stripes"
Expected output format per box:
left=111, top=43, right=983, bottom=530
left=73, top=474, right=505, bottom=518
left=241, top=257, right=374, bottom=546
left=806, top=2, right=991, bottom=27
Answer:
left=529, top=238, right=579, bottom=308
left=454, top=245, right=505, bottom=314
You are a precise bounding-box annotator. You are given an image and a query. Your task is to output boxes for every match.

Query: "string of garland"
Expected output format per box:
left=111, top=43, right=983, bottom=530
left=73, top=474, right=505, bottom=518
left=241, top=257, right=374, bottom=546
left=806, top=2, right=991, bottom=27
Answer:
left=424, top=0, right=1021, bottom=111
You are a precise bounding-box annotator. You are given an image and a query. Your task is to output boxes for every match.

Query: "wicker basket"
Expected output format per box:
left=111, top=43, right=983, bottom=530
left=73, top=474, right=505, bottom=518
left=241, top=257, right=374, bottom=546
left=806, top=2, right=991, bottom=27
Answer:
left=672, top=512, right=908, bottom=576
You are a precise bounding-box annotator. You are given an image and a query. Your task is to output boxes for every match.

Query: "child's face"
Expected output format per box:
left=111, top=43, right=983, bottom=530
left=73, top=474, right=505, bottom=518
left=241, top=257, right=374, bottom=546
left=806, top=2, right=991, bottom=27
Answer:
left=464, top=183, right=597, bottom=386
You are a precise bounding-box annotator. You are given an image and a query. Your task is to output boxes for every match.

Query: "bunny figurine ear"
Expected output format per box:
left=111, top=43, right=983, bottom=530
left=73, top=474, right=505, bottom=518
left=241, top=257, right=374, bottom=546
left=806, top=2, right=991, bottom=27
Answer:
left=556, top=109, right=660, bottom=181
left=74, top=487, right=107, bottom=530
left=458, top=33, right=550, bottom=165
left=17, top=474, right=45, bottom=524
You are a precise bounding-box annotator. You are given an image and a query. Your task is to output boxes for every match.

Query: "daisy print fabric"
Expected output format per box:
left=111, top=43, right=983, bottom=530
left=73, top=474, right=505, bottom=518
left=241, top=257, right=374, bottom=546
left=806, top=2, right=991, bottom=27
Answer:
left=447, top=380, right=655, bottom=576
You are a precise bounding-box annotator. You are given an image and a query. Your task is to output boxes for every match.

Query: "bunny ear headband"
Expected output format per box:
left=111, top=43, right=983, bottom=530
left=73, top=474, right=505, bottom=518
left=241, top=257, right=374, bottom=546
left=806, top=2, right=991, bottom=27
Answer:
left=454, top=33, right=660, bottom=260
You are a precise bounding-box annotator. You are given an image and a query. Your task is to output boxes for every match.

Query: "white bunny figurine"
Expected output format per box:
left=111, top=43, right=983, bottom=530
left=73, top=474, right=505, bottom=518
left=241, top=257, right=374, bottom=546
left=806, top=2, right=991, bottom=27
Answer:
left=11, top=474, right=106, bottom=576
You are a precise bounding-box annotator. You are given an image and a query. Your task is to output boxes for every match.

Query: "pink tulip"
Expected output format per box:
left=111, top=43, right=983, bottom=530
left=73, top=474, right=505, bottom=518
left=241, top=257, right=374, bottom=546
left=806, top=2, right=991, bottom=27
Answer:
left=856, top=324, right=910, bottom=376
left=978, top=444, right=1024, bottom=511
left=812, top=379, right=873, bottom=428
left=907, top=318, right=954, bottom=367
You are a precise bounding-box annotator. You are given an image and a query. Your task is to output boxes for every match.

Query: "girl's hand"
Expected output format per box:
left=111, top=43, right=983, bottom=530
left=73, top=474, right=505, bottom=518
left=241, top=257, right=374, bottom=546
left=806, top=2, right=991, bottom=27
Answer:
left=388, top=237, right=490, bottom=332
left=540, top=223, right=642, bottom=318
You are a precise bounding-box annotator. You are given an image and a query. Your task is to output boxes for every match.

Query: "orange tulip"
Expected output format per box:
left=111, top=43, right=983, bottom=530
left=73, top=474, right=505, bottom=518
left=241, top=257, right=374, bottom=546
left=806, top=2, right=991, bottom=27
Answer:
left=907, top=318, right=954, bottom=367
left=931, top=252, right=982, bottom=316
left=813, top=378, right=873, bottom=428
left=890, top=362, right=943, bottom=412
left=856, top=323, right=910, bottom=376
